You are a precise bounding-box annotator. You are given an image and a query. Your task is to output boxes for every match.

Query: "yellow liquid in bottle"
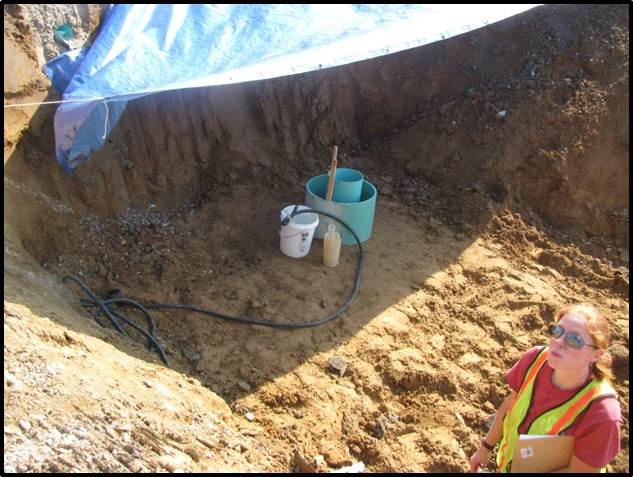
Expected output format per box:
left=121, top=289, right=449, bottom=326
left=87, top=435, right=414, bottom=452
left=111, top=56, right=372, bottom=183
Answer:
left=323, top=223, right=341, bottom=267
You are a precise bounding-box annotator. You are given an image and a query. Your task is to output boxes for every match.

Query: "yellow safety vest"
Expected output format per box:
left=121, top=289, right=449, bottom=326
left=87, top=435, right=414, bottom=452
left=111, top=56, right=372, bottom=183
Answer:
left=497, top=346, right=616, bottom=473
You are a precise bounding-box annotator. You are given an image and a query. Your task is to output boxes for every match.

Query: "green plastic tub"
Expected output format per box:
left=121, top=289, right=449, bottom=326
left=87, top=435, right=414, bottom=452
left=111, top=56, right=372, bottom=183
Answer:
left=305, top=174, right=377, bottom=245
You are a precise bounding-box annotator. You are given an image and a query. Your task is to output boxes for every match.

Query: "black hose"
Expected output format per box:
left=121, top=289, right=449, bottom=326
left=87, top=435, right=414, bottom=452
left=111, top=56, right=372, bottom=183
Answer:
left=63, top=207, right=364, bottom=366
left=65, top=274, right=170, bottom=365
left=63, top=275, right=129, bottom=336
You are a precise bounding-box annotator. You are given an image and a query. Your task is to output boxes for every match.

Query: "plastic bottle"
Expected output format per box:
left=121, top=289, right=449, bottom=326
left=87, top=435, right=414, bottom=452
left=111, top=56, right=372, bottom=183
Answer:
left=323, top=223, right=341, bottom=267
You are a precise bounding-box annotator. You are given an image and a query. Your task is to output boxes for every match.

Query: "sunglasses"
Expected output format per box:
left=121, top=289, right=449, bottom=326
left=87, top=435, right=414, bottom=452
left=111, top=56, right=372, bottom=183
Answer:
left=548, top=324, right=597, bottom=350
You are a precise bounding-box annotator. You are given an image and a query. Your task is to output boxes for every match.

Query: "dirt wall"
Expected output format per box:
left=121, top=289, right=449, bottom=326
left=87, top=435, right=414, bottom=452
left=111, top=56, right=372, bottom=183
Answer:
left=4, top=4, right=629, bottom=248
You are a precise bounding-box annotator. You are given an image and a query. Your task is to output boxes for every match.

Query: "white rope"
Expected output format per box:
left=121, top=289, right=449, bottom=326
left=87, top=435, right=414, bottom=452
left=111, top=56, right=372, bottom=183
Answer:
left=5, top=95, right=113, bottom=141
left=3, top=97, right=106, bottom=108
left=102, top=98, right=109, bottom=139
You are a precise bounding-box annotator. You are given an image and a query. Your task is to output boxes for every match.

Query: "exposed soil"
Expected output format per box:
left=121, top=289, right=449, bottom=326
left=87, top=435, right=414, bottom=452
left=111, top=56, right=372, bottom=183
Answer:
left=4, top=4, right=629, bottom=473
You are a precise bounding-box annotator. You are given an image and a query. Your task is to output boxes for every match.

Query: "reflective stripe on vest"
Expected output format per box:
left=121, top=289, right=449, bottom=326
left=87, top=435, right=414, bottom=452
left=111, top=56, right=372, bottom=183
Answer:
left=496, top=346, right=616, bottom=472
left=497, top=346, right=549, bottom=472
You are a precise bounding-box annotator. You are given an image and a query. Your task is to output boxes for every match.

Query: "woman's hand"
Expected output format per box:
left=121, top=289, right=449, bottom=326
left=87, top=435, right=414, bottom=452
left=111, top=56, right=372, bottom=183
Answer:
left=469, top=446, right=491, bottom=473
left=468, top=391, right=514, bottom=472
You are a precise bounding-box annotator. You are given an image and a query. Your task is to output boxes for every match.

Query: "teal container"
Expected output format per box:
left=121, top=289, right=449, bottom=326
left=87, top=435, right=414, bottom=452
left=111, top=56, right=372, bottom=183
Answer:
left=305, top=174, right=378, bottom=245
left=328, top=168, right=364, bottom=203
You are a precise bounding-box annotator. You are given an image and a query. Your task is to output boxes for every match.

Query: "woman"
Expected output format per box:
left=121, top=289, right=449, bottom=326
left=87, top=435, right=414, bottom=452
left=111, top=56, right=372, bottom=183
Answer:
left=469, top=304, right=621, bottom=473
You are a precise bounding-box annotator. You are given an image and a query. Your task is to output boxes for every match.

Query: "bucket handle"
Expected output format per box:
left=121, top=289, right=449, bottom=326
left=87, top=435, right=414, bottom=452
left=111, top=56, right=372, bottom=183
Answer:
left=279, top=230, right=310, bottom=239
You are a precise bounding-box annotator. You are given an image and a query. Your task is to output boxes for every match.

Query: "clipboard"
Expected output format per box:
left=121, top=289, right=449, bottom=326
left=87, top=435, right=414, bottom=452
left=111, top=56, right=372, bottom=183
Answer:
left=510, top=434, right=574, bottom=473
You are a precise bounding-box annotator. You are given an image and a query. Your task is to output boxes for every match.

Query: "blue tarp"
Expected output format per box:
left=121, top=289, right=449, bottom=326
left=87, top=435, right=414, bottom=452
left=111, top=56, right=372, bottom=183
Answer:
left=45, top=4, right=539, bottom=173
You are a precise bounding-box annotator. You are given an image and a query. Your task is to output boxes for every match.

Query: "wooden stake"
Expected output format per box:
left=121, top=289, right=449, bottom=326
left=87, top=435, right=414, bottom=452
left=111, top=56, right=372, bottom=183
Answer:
left=326, top=145, right=338, bottom=201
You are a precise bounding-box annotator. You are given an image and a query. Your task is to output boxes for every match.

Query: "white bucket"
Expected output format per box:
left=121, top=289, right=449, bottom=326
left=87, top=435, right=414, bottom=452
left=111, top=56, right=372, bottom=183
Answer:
left=279, top=205, right=319, bottom=258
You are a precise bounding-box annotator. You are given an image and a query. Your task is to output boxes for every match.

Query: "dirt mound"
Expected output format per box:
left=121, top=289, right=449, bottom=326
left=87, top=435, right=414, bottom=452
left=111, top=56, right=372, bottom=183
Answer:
left=4, top=4, right=629, bottom=473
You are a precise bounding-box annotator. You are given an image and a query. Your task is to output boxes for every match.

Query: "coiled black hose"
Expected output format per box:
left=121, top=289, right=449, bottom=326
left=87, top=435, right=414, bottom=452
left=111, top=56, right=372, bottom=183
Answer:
left=63, top=208, right=364, bottom=367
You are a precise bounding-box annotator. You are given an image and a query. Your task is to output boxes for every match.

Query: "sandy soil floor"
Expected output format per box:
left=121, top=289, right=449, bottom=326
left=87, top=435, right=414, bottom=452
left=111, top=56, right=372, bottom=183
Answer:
left=4, top=177, right=629, bottom=472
